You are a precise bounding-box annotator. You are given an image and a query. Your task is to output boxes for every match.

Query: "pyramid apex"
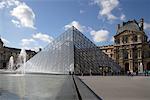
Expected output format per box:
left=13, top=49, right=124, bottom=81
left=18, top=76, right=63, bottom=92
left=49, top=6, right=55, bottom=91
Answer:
left=71, top=26, right=75, bottom=29
left=70, top=26, right=79, bottom=31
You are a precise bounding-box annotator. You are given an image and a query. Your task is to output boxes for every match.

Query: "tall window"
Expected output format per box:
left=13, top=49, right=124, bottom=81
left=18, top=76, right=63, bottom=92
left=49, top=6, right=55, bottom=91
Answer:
left=134, top=50, right=138, bottom=59
left=123, top=50, right=128, bottom=59
left=134, top=52, right=138, bottom=59
left=133, top=35, right=138, bottom=42
left=144, top=36, right=147, bottom=42
left=123, top=35, right=128, bottom=43
left=115, top=38, right=120, bottom=44
left=110, top=54, right=113, bottom=57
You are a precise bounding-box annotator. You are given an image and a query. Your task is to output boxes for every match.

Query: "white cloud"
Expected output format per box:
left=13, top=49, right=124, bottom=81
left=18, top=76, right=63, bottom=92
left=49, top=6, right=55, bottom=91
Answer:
left=144, top=22, right=150, bottom=30
left=120, top=14, right=126, bottom=21
left=11, top=19, right=21, bottom=27
left=20, top=33, right=54, bottom=51
left=10, top=2, right=35, bottom=29
left=64, top=21, right=112, bottom=42
left=20, top=38, right=40, bottom=52
left=0, top=0, right=20, bottom=9
left=32, top=33, right=54, bottom=43
left=93, top=0, right=119, bottom=20
left=110, top=36, right=114, bottom=42
left=0, top=0, right=36, bottom=29
left=64, top=21, right=86, bottom=32
left=21, top=38, right=35, bottom=46
left=90, top=29, right=109, bottom=42
left=1, top=37, right=10, bottom=45
left=0, top=1, right=6, bottom=9
left=21, top=38, right=42, bottom=52
left=31, top=46, right=43, bottom=52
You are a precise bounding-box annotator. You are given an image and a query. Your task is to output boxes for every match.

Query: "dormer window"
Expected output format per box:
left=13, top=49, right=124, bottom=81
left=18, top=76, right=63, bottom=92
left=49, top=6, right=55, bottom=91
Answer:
left=115, top=38, right=120, bottom=44
left=133, top=35, right=138, bottom=42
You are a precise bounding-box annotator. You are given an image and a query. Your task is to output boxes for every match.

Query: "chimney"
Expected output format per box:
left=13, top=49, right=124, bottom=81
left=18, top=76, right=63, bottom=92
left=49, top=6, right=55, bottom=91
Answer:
left=117, top=24, right=120, bottom=30
left=39, top=48, right=42, bottom=52
left=140, top=18, right=144, bottom=31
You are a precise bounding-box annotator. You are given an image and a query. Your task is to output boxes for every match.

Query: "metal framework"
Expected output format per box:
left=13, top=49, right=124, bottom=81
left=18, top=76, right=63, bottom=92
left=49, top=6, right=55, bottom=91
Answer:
left=17, top=26, right=120, bottom=74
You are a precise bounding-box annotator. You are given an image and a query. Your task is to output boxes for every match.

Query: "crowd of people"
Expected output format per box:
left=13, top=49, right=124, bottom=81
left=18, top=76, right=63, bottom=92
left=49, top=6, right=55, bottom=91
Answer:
left=127, top=70, right=149, bottom=76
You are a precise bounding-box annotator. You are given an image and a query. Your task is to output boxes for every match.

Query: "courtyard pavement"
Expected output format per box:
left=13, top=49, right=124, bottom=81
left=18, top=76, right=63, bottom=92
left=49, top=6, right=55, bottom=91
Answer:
left=0, top=74, right=100, bottom=100
left=0, top=74, right=78, bottom=100
left=80, top=76, right=150, bottom=100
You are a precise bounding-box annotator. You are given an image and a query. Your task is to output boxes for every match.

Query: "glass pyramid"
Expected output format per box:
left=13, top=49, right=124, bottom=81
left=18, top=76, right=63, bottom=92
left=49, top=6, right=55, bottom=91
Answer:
left=17, top=26, right=120, bottom=74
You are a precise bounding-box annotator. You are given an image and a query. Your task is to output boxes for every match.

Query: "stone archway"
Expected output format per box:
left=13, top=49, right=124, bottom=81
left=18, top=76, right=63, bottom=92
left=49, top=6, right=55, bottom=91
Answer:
left=147, top=62, right=150, bottom=70
left=125, top=63, right=129, bottom=73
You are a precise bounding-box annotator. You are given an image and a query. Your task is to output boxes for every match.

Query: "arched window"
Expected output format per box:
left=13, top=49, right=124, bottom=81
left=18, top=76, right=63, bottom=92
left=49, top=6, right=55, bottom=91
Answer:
left=123, top=50, right=128, bottom=59
left=125, top=63, right=129, bottom=73
left=123, top=35, right=128, bottom=43
left=134, top=35, right=138, bottom=42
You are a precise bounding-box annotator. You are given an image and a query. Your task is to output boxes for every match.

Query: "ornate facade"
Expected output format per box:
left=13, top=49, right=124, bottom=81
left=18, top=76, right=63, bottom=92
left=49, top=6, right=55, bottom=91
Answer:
left=100, top=19, right=150, bottom=74
left=0, top=38, right=36, bottom=69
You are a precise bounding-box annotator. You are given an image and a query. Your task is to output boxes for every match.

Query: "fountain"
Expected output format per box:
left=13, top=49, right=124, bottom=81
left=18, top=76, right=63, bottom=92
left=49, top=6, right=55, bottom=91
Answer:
left=69, top=63, right=74, bottom=74
left=19, top=49, right=27, bottom=74
left=8, top=56, right=14, bottom=71
left=16, top=48, right=27, bottom=74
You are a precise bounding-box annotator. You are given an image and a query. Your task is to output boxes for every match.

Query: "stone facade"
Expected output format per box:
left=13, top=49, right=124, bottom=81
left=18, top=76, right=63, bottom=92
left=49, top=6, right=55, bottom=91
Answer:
left=100, top=19, right=150, bottom=74
left=99, top=45, right=115, bottom=60
left=0, top=38, right=36, bottom=69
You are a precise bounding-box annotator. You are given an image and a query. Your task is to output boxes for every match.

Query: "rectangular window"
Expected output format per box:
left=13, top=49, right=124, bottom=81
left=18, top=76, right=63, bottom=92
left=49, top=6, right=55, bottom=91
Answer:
left=110, top=54, right=113, bottom=57
left=123, top=35, right=128, bottom=43
left=115, top=39, right=120, bottom=44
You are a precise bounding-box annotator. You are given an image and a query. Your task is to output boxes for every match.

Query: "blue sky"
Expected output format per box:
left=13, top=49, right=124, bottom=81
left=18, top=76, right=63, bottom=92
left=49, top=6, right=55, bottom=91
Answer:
left=0, top=0, right=150, bottom=51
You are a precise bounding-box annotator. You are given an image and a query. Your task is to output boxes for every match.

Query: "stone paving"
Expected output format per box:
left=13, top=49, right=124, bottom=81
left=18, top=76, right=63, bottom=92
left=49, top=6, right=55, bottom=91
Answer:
left=80, top=76, right=150, bottom=100
left=0, top=74, right=100, bottom=100
left=0, top=74, right=78, bottom=100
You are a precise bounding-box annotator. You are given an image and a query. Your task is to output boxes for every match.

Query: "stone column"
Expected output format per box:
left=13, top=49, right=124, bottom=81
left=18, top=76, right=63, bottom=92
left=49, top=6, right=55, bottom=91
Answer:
left=131, top=34, right=134, bottom=44
left=119, top=47, right=124, bottom=73
left=114, top=47, right=117, bottom=60
left=129, top=45, right=134, bottom=72
left=119, top=48, right=124, bottom=60
left=129, top=46, right=133, bottom=59
left=129, top=60, right=133, bottom=72
left=138, top=48, right=142, bottom=59
left=120, top=37, right=123, bottom=44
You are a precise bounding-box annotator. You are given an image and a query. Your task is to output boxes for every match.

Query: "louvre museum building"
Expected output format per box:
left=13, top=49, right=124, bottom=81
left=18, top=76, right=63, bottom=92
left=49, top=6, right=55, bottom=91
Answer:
left=0, top=39, right=36, bottom=69
left=100, top=19, right=150, bottom=74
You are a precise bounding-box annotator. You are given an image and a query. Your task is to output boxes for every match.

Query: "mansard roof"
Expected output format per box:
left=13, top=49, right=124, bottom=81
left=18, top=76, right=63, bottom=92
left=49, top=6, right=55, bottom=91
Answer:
left=0, top=37, right=4, bottom=45
left=117, top=20, right=141, bottom=34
